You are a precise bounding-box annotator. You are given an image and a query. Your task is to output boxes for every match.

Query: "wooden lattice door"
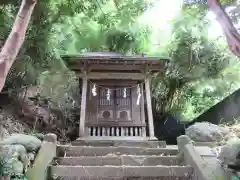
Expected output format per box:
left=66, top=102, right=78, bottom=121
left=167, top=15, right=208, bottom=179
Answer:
left=98, top=87, right=132, bottom=122
left=115, top=88, right=132, bottom=121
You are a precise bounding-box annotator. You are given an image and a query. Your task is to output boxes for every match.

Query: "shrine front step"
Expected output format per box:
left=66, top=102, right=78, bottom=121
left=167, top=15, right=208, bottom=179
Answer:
left=72, top=139, right=166, bottom=148
left=57, top=145, right=179, bottom=157
left=50, top=142, right=194, bottom=180
left=55, top=155, right=183, bottom=166
left=50, top=166, right=194, bottom=180
left=49, top=177, right=191, bottom=180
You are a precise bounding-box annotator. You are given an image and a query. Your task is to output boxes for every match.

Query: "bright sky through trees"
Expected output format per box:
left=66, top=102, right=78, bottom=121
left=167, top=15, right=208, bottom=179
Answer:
left=140, top=0, right=223, bottom=47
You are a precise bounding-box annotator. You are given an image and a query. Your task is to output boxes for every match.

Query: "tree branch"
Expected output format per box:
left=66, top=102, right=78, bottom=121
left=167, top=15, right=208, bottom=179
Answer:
left=0, top=0, right=37, bottom=92
left=208, top=0, right=240, bottom=57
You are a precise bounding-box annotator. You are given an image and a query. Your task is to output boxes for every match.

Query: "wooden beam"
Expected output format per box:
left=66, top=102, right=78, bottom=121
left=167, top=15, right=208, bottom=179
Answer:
left=85, top=122, right=146, bottom=127
left=77, top=72, right=145, bottom=80
left=69, top=64, right=163, bottom=72
left=145, top=76, right=156, bottom=140
left=92, top=80, right=138, bottom=86
left=140, top=83, right=146, bottom=137
left=79, top=73, right=88, bottom=137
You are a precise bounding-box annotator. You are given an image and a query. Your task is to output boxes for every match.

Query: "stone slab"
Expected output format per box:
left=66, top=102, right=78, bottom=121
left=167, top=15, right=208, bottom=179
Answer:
left=194, top=141, right=218, bottom=148
left=57, top=155, right=181, bottom=166
left=184, top=144, right=230, bottom=180
left=50, top=165, right=193, bottom=178
left=121, top=155, right=181, bottom=166
left=194, top=146, right=216, bottom=157
left=57, top=146, right=179, bottom=157
left=47, top=177, right=192, bottom=180
left=72, top=139, right=166, bottom=148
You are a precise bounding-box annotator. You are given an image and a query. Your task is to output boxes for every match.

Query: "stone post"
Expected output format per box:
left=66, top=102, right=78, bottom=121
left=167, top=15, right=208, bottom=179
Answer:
left=26, top=133, right=57, bottom=180
left=177, top=135, right=229, bottom=180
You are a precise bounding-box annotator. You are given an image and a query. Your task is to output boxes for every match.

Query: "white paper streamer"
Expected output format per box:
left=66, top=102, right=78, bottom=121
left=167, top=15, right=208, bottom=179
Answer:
left=107, top=89, right=111, bottom=101
left=123, top=88, right=127, bottom=98
left=92, top=84, right=97, bottom=96
left=136, top=85, right=141, bottom=105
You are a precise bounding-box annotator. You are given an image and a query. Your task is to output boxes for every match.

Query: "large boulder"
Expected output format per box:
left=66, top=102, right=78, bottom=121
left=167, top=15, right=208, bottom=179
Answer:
left=4, top=159, right=24, bottom=176
left=185, top=122, right=231, bottom=142
left=2, top=133, right=42, bottom=151
left=0, top=144, right=27, bottom=162
left=32, top=133, right=44, bottom=141
left=0, top=144, right=27, bottom=176
left=218, top=138, right=240, bottom=165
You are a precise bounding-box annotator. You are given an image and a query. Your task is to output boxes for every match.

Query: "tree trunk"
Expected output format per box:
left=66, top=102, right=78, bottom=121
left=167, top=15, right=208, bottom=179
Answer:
left=0, top=0, right=37, bottom=92
left=208, top=0, right=240, bottom=57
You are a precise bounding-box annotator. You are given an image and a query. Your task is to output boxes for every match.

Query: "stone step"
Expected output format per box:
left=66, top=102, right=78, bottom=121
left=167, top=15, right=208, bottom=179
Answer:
left=50, top=165, right=193, bottom=179
left=72, top=139, right=166, bottom=148
left=57, top=146, right=179, bottom=157
left=55, top=155, right=182, bottom=166
left=49, top=177, right=191, bottom=180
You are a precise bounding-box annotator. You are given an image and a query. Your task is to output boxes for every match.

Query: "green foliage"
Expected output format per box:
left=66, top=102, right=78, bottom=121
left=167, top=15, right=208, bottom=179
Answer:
left=0, top=0, right=240, bottom=122
left=49, top=0, right=150, bottom=55
left=152, top=4, right=239, bottom=120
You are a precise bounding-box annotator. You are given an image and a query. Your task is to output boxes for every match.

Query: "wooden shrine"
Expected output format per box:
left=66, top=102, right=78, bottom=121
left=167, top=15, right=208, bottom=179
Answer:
left=62, top=52, right=169, bottom=140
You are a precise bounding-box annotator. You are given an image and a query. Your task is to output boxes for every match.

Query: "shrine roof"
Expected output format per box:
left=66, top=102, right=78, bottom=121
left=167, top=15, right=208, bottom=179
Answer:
left=61, top=52, right=170, bottom=72
left=61, top=52, right=170, bottom=63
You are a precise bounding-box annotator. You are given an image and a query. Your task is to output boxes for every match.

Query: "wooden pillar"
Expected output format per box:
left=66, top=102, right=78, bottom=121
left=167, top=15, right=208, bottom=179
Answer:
left=140, top=83, right=146, bottom=137
left=145, top=77, right=156, bottom=140
left=79, top=74, right=88, bottom=137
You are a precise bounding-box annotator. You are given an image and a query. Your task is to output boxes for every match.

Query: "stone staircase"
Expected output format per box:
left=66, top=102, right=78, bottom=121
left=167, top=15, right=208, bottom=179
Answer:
left=49, top=140, right=195, bottom=180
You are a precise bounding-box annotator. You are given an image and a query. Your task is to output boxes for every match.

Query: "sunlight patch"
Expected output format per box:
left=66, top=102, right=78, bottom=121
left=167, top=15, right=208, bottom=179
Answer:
left=138, top=0, right=183, bottom=54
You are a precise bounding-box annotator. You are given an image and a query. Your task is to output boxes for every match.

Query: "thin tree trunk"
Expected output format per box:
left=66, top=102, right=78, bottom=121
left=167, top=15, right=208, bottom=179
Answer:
left=208, top=0, right=240, bottom=57
left=0, top=0, right=37, bottom=92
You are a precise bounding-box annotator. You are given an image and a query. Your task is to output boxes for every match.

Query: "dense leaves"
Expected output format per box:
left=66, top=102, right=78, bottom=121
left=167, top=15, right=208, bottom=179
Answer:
left=0, top=0, right=240, bottom=123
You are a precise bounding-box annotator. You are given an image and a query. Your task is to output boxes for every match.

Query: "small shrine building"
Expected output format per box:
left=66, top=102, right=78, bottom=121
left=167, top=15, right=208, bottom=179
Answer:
left=62, top=52, right=169, bottom=140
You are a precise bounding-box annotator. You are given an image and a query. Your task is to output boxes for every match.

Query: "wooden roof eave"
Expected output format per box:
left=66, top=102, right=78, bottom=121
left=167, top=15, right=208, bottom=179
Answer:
left=61, top=55, right=170, bottom=73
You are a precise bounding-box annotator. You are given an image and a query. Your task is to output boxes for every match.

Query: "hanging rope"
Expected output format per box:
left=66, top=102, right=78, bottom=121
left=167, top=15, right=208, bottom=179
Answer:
left=82, top=73, right=155, bottom=91
left=87, top=78, right=146, bottom=90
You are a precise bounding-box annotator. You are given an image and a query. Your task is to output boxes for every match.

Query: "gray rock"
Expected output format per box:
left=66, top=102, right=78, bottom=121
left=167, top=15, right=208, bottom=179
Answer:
left=32, top=133, right=44, bottom=141
left=218, top=139, right=240, bottom=165
left=27, top=152, right=35, bottom=161
left=2, top=133, right=42, bottom=151
left=0, top=144, right=27, bottom=163
left=4, top=159, right=24, bottom=175
left=27, top=152, right=36, bottom=167
left=185, top=122, right=230, bottom=142
left=0, top=144, right=27, bottom=176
